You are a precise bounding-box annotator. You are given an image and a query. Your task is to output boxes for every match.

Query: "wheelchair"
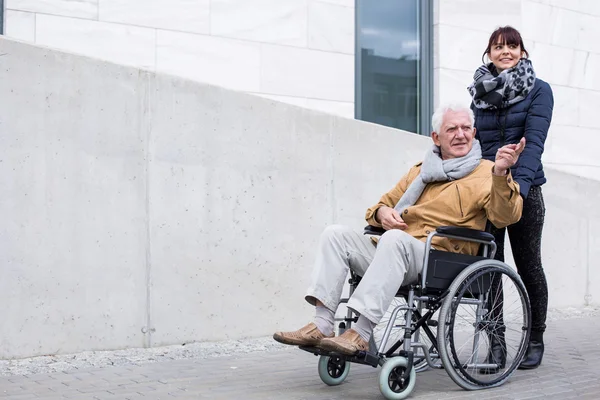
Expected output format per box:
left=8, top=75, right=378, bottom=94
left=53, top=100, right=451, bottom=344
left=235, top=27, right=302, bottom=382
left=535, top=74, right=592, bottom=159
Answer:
left=299, top=225, right=532, bottom=399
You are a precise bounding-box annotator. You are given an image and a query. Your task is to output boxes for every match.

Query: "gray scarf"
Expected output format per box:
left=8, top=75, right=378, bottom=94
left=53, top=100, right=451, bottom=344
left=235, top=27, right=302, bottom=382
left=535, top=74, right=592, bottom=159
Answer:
left=468, top=58, right=536, bottom=110
left=394, top=140, right=482, bottom=213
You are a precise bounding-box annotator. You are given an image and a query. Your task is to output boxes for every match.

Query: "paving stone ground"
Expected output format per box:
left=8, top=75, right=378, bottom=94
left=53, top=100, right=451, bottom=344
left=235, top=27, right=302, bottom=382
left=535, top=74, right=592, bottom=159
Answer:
left=1, top=314, right=599, bottom=400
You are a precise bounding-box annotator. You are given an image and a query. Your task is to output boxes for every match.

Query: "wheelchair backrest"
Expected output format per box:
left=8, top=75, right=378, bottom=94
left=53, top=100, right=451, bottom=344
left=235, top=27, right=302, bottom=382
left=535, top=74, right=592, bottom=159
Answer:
left=420, top=222, right=496, bottom=294
left=424, top=250, right=491, bottom=294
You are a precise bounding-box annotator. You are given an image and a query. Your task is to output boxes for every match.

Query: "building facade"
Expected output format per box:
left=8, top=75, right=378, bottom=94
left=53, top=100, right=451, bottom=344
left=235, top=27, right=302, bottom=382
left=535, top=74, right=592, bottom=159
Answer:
left=2, top=0, right=599, bottom=179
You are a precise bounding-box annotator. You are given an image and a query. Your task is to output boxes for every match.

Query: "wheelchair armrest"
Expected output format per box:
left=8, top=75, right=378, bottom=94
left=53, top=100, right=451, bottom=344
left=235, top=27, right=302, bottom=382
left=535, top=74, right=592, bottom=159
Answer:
left=436, top=226, right=494, bottom=242
left=364, top=225, right=386, bottom=236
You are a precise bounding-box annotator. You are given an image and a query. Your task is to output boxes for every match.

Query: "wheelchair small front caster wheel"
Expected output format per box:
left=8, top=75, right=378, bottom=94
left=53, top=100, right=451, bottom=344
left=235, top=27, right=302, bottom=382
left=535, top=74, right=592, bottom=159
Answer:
left=318, top=355, right=350, bottom=386
left=379, top=357, right=416, bottom=399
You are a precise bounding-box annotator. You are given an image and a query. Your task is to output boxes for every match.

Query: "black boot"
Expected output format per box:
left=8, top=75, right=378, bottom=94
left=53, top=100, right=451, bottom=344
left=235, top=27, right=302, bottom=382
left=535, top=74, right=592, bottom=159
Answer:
left=480, top=332, right=506, bottom=374
left=519, top=332, right=544, bottom=370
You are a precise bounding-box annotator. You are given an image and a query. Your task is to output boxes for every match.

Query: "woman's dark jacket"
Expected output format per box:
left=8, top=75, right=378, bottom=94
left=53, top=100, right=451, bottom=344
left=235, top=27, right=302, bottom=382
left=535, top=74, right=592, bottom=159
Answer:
left=472, top=78, right=554, bottom=199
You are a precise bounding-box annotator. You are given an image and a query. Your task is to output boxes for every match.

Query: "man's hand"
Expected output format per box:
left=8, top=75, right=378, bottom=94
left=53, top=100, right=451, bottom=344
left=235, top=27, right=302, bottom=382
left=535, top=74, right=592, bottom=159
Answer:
left=376, top=206, right=408, bottom=231
left=494, top=137, right=526, bottom=176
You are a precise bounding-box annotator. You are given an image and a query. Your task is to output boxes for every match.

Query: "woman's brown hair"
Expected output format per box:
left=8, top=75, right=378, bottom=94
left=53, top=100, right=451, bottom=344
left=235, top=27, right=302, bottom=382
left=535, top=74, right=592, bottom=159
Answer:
left=482, top=26, right=529, bottom=64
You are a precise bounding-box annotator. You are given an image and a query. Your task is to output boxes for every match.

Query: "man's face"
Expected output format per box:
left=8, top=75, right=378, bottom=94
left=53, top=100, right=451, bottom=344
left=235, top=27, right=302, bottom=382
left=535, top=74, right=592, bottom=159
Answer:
left=431, top=110, right=475, bottom=160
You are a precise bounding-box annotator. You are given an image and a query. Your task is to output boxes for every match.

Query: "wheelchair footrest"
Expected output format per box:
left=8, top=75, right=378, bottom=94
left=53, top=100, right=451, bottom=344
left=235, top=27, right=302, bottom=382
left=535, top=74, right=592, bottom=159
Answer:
left=298, top=346, right=380, bottom=368
left=353, top=351, right=380, bottom=367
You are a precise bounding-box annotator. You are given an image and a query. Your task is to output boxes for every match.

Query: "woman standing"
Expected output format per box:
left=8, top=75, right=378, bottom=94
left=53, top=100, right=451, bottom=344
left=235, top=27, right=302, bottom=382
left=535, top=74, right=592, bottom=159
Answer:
left=468, top=26, right=553, bottom=370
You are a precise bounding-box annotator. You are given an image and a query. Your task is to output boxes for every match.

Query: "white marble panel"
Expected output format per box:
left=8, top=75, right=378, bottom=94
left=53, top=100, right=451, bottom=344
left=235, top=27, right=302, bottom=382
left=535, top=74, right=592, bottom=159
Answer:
left=579, top=0, right=600, bottom=16
left=306, top=98, right=354, bottom=118
left=551, top=8, right=581, bottom=50
left=210, top=0, right=308, bottom=47
left=578, top=89, right=600, bottom=129
left=433, top=0, right=439, bottom=25
left=436, top=68, right=474, bottom=107
left=156, top=30, right=261, bottom=92
left=316, top=0, right=354, bottom=7
left=36, top=15, right=156, bottom=69
left=520, top=1, right=558, bottom=44
left=438, top=0, right=521, bottom=32
left=544, top=126, right=600, bottom=170
left=581, top=53, right=600, bottom=91
left=433, top=24, right=439, bottom=69
left=261, top=44, right=354, bottom=101
left=563, top=49, right=600, bottom=91
left=308, top=1, right=354, bottom=54
left=550, top=85, right=579, bottom=126
left=437, top=25, right=489, bottom=72
left=528, top=42, right=574, bottom=87
left=5, top=10, right=35, bottom=42
left=549, top=0, right=582, bottom=12
left=567, top=50, right=590, bottom=89
left=433, top=68, right=440, bottom=107
left=577, top=13, right=600, bottom=54
left=99, top=0, right=209, bottom=34
left=6, top=0, right=97, bottom=19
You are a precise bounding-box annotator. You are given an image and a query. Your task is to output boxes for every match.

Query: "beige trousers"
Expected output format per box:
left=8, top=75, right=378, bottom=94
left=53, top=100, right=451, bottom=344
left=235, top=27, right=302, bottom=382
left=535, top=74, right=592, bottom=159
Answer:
left=305, top=224, right=426, bottom=324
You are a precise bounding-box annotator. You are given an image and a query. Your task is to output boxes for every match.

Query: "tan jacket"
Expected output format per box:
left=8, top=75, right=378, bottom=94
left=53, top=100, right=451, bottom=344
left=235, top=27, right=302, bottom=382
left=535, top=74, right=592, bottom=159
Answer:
left=365, top=160, right=523, bottom=256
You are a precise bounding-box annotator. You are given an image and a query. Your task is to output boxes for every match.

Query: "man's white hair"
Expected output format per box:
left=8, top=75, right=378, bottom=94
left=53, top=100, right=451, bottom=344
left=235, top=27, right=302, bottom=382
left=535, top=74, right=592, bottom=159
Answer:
left=431, top=104, right=475, bottom=133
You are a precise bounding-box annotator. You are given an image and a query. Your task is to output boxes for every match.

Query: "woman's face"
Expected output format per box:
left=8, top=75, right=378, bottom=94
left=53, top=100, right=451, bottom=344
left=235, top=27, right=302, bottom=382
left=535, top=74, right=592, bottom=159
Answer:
left=489, top=39, right=522, bottom=72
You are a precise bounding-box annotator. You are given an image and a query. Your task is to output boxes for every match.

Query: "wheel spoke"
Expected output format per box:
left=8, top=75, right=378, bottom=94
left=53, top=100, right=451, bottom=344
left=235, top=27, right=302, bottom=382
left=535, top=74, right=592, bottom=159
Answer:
left=388, top=367, right=408, bottom=392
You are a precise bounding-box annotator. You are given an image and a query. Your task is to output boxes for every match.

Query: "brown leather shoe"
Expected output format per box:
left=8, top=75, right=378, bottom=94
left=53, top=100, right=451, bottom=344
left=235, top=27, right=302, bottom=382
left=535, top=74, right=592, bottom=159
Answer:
left=319, top=329, right=368, bottom=355
left=273, top=323, right=333, bottom=346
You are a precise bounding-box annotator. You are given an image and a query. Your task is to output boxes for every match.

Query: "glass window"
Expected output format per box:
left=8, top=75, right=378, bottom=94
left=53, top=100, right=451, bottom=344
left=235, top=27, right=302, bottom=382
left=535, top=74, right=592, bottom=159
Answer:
left=355, top=0, right=433, bottom=135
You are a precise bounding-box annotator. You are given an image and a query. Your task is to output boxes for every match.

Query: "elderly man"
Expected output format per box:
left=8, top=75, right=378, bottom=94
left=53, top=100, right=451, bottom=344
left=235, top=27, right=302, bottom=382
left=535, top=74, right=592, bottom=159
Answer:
left=273, top=104, right=524, bottom=356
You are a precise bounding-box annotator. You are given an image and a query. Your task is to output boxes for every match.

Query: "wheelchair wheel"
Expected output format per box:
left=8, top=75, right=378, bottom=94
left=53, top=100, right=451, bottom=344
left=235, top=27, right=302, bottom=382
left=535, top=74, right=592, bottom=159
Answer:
left=437, top=260, right=531, bottom=390
left=318, top=355, right=350, bottom=386
left=378, top=356, right=416, bottom=400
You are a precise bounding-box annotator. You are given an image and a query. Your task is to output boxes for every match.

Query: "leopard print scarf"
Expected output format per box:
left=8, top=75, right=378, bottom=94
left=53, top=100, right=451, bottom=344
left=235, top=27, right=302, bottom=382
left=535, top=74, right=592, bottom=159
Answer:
left=468, top=58, right=536, bottom=110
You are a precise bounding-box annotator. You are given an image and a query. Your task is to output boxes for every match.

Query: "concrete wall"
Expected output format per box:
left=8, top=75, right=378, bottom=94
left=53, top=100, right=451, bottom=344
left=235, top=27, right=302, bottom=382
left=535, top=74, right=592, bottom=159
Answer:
left=539, top=169, right=600, bottom=307
left=0, top=37, right=426, bottom=359
left=3, top=0, right=355, bottom=119
left=435, top=0, right=600, bottom=181
left=1, top=37, right=598, bottom=359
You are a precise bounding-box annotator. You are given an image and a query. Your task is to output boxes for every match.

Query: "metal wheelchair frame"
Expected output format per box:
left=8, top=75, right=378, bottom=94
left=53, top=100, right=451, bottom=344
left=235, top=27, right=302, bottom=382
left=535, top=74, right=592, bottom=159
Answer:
left=300, top=226, right=531, bottom=399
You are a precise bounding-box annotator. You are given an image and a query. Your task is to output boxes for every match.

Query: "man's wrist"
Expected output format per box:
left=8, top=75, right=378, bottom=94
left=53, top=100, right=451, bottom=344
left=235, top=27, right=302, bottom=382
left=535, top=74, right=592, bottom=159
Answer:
left=375, top=206, right=386, bottom=223
left=492, top=166, right=509, bottom=176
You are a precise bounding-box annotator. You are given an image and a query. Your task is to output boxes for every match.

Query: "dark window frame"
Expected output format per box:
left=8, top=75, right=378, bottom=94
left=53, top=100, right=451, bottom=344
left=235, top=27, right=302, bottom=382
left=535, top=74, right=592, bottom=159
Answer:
left=418, top=0, right=433, bottom=135
left=0, top=0, right=4, bottom=35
